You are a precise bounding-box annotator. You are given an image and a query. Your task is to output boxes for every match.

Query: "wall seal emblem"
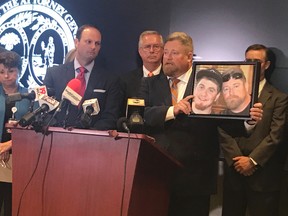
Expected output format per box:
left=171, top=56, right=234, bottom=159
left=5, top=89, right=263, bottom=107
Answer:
left=0, top=0, right=78, bottom=87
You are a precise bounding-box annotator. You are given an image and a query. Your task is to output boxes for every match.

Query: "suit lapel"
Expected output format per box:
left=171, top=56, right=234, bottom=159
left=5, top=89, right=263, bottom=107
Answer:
left=258, top=82, right=273, bottom=107
left=158, top=72, right=172, bottom=105
left=66, top=62, right=75, bottom=81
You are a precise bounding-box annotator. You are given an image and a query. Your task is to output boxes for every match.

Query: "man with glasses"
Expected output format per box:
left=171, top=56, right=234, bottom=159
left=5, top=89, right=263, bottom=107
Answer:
left=119, top=30, right=164, bottom=117
left=221, top=67, right=251, bottom=115
left=219, top=44, right=288, bottom=216
left=139, top=33, right=263, bottom=216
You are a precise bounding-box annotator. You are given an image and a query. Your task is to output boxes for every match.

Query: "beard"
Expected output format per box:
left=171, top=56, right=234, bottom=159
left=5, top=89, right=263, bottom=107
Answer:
left=163, top=63, right=177, bottom=77
left=225, top=95, right=244, bottom=110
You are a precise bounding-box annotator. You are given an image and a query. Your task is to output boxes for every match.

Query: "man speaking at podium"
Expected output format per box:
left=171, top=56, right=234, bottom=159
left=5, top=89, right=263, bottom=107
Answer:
left=138, top=32, right=263, bottom=216
left=44, top=24, right=120, bottom=130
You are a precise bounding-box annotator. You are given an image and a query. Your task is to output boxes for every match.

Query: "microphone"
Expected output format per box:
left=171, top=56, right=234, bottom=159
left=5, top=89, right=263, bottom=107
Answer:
left=82, top=98, right=100, bottom=115
left=125, top=98, right=145, bottom=133
left=6, top=86, right=55, bottom=104
left=18, top=95, right=59, bottom=127
left=80, top=99, right=100, bottom=128
left=55, top=79, right=82, bottom=113
left=117, top=117, right=130, bottom=133
left=19, top=104, right=49, bottom=127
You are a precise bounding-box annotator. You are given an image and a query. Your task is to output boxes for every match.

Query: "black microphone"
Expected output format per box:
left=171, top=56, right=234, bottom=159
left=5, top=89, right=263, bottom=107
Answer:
left=117, top=117, right=130, bottom=133
left=6, top=87, right=55, bottom=104
left=80, top=99, right=100, bottom=128
left=18, top=95, right=59, bottom=127
left=19, top=104, right=49, bottom=127
left=80, top=106, right=94, bottom=128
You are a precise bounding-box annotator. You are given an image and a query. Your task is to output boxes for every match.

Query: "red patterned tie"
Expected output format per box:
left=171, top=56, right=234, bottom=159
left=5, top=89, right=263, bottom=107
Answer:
left=170, top=78, right=180, bottom=105
left=76, top=66, right=86, bottom=97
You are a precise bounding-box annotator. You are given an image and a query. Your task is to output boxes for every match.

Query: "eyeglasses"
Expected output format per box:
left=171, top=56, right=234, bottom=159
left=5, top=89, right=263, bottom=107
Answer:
left=222, top=72, right=243, bottom=82
left=141, top=44, right=163, bottom=52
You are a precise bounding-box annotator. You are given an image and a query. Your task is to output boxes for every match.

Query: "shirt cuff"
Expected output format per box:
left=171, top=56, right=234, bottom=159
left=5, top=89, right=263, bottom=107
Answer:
left=165, top=106, right=175, bottom=121
left=249, top=157, right=258, bottom=166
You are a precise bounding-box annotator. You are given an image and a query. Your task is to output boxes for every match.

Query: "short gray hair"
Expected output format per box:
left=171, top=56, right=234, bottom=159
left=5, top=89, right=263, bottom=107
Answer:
left=138, top=30, right=164, bottom=48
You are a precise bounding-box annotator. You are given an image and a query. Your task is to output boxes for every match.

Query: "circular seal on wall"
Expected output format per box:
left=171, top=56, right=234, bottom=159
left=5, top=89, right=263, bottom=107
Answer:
left=0, top=1, right=78, bottom=87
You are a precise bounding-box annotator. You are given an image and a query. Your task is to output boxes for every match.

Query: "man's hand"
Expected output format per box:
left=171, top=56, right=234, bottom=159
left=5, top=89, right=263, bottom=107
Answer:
left=0, top=140, right=12, bottom=154
left=233, top=156, right=257, bottom=176
left=174, top=95, right=193, bottom=116
left=249, top=102, right=263, bottom=123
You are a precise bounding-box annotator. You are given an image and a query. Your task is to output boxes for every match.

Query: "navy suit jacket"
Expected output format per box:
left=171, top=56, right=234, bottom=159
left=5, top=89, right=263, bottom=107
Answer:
left=44, top=60, right=121, bottom=130
left=138, top=72, right=220, bottom=196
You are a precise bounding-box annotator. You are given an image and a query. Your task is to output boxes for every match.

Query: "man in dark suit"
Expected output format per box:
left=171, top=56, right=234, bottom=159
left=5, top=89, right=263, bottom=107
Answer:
left=138, top=32, right=263, bottom=216
left=44, top=24, right=120, bottom=130
left=119, top=30, right=164, bottom=116
left=219, top=44, right=288, bottom=216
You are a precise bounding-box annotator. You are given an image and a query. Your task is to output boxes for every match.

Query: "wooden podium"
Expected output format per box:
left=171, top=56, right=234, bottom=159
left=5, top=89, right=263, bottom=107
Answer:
left=11, top=127, right=180, bottom=216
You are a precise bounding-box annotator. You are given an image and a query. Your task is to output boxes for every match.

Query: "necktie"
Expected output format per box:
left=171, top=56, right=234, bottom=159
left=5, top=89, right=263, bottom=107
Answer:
left=76, top=66, right=86, bottom=97
left=148, top=71, right=154, bottom=77
left=170, top=78, right=180, bottom=106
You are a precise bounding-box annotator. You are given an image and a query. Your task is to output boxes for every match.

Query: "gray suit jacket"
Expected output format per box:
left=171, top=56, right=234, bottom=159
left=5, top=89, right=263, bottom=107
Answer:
left=219, top=82, right=288, bottom=191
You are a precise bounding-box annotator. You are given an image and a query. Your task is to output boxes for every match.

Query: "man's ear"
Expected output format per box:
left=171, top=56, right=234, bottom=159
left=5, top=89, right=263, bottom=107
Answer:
left=264, top=60, right=271, bottom=70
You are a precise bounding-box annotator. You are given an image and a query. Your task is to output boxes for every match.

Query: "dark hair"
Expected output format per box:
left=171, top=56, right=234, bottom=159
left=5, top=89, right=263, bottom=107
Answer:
left=245, top=44, right=269, bottom=61
left=0, top=50, right=22, bottom=72
left=196, top=69, right=222, bottom=92
left=76, top=24, right=100, bottom=40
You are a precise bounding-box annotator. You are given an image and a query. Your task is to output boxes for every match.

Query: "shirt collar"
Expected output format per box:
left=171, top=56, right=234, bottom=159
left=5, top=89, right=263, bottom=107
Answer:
left=143, top=64, right=162, bottom=77
left=167, top=66, right=192, bottom=84
left=258, top=78, right=266, bottom=97
left=74, top=58, right=94, bottom=73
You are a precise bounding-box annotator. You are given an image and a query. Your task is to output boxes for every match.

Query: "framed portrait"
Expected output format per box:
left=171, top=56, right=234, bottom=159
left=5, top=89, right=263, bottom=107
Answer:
left=188, top=61, right=260, bottom=120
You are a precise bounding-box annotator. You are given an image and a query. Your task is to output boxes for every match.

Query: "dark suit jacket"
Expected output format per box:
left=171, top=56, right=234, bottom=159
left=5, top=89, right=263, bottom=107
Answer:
left=43, top=60, right=121, bottom=130
left=219, top=82, right=288, bottom=191
left=119, top=68, right=144, bottom=117
left=138, top=72, right=220, bottom=196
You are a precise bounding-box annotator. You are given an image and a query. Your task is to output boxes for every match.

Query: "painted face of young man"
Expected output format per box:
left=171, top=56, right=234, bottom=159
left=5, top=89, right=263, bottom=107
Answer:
left=193, top=77, right=220, bottom=113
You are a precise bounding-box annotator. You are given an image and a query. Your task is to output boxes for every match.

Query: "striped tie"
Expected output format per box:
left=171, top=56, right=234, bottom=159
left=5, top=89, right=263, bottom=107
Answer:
left=148, top=71, right=154, bottom=77
left=170, top=78, right=180, bottom=105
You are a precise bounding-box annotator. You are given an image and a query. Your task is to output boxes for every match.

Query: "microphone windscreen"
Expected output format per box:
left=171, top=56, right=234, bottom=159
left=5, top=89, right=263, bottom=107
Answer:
left=67, top=79, right=82, bottom=95
left=62, top=79, right=82, bottom=106
left=117, top=117, right=129, bottom=132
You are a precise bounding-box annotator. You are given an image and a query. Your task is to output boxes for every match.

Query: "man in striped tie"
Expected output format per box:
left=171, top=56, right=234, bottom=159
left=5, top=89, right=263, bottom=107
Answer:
left=138, top=32, right=263, bottom=216
left=119, top=30, right=164, bottom=117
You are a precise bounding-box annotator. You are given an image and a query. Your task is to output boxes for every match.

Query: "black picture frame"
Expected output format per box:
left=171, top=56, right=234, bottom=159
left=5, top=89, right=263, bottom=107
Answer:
left=188, top=61, right=260, bottom=120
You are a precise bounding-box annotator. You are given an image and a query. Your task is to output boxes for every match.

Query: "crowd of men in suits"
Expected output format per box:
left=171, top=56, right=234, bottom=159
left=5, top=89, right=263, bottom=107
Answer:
left=1, top=23, right=288, bottom=216
left=44, top=24, right=288, bottom=216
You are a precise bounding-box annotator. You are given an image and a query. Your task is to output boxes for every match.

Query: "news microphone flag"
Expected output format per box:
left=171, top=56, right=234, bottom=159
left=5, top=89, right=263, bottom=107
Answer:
left=82, top=98, right=100, bottom=116
left=62, top=79, right=82, bottom=106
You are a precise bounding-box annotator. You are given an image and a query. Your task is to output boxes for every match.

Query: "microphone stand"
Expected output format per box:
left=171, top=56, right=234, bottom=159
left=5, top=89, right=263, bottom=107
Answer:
left=28, top=100, right=35, bottom=112
left=63, top=103, right=70, bottom=129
